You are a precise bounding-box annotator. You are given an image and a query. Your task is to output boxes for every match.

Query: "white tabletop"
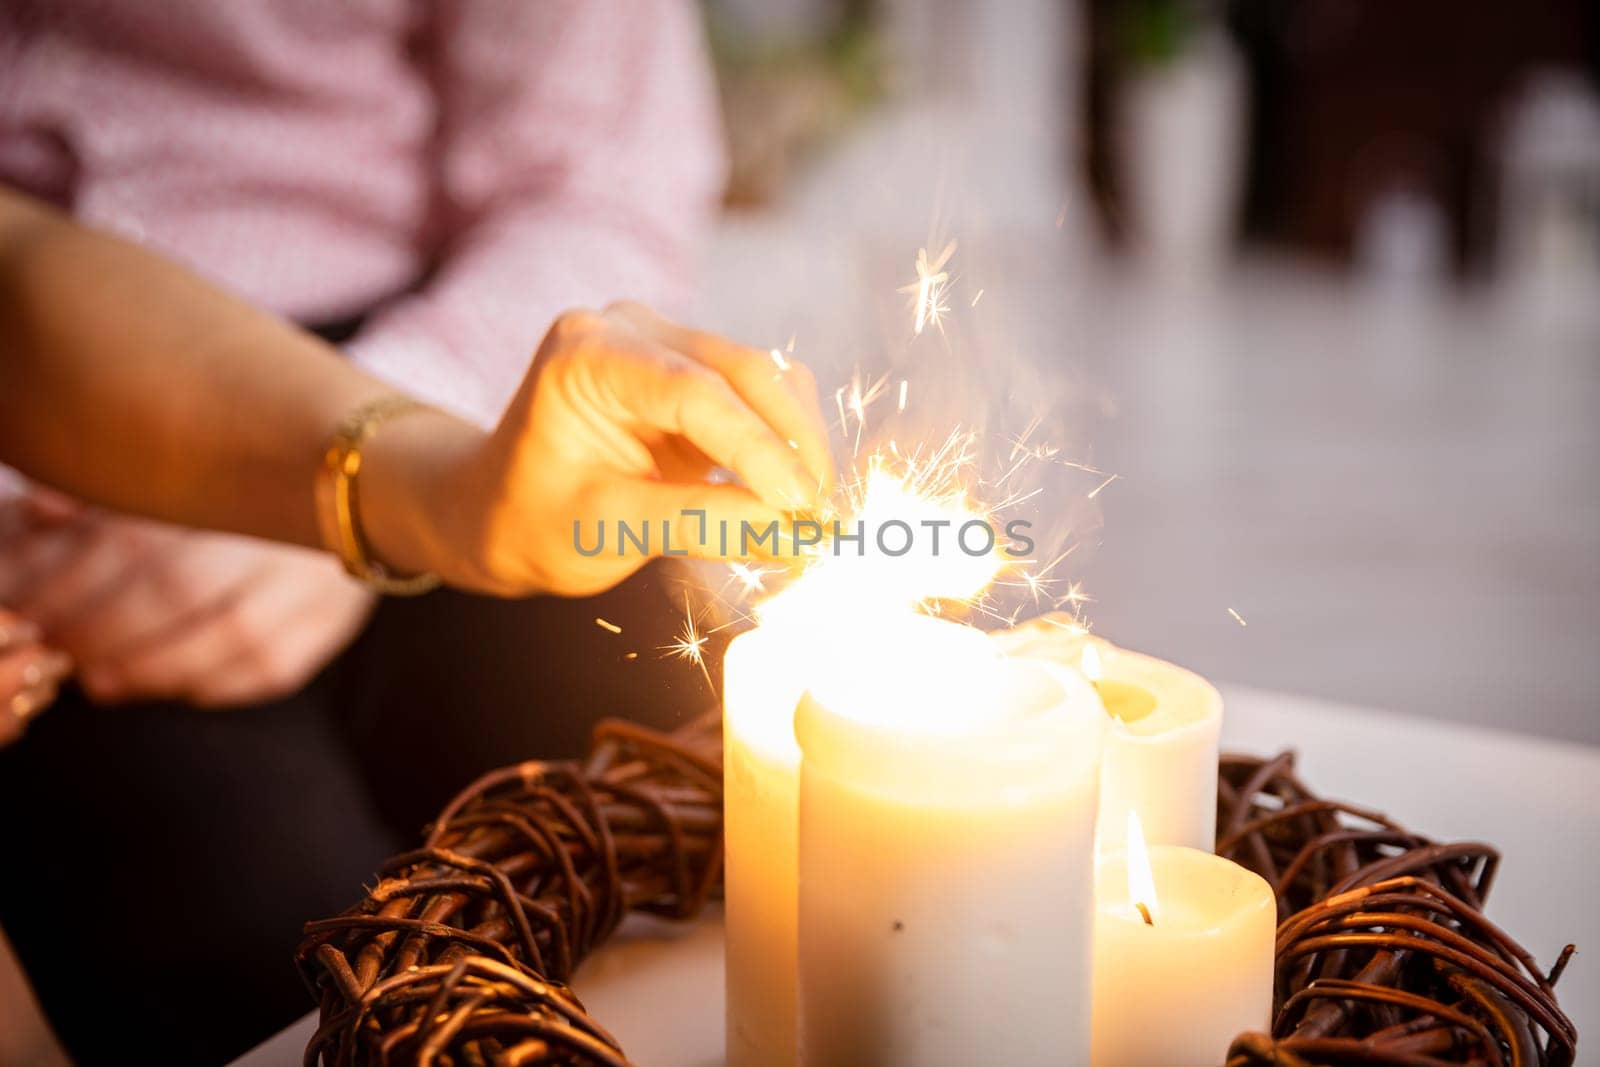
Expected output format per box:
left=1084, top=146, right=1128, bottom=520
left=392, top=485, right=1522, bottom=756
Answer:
left=236, top=684, right=1598, bottom=1066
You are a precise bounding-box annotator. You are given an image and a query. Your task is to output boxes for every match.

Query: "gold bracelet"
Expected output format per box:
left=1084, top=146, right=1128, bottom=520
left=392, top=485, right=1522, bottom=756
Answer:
left=315, top=395, right=442, bottom=596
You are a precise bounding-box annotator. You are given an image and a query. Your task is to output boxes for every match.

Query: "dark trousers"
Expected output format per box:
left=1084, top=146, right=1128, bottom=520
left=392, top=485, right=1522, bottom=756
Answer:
left=0, top=563, right=719, bottom=1065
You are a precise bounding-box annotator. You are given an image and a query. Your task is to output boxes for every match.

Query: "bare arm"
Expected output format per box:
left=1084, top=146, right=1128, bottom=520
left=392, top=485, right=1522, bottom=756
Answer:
left=0, top=187, right=394, bottom=553
left=0, top=189, right=831, bottom=597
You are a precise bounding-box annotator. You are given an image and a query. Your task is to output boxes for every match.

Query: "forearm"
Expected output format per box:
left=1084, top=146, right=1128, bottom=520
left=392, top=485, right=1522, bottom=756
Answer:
left=0, top=190, right=474, bottom=576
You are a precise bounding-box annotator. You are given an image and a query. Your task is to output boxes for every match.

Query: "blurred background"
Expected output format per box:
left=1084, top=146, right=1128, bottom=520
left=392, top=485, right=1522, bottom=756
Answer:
left=695, top=0, right=1600, bottom=744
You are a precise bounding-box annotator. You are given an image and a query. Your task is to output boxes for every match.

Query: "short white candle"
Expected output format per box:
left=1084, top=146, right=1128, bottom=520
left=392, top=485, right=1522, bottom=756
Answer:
left=722, top=627, right=803, bottom=1067
left=1092, top=831, right=1276, bottom=1066
left=795, top=615, right=1107, bottom=1067
left=993, top=620, right=1222, bottom=854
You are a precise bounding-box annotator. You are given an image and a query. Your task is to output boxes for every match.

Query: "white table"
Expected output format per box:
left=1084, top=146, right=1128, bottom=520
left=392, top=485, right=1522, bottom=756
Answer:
left=236, top=684, right=1598, bottom=1066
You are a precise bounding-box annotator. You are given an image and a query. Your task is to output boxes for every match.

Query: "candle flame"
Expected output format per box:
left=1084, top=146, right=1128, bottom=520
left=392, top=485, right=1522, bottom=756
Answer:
left=1080, top=642, right=1103, bottom=683
left=1125, top=810, right=1160, bottom=924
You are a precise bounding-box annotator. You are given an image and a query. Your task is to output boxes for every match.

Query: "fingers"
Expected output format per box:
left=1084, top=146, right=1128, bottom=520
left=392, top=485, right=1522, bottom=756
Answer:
left=49, top=530, right=268, bottom=663
left=23, top=485, right=86, bottom=525
left=7, top=518, right=163, bottom=635
left=187, top=557, right=371, bottom=707
left=82, top=550, right=370, bottom=706
left=0, top=643, right=71, bottom=748
left=76, top=595, right=240, bottom=703
left=593, top=332, right=820, bottom=512
left=0, top=608, right=41, bottom=653
left=605, top=302, right=835, bottom=494
left=0, top=515, right=93, bottom=606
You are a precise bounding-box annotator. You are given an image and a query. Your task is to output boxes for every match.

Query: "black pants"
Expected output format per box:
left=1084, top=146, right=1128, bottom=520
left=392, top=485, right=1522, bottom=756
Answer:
left=0, top=563, right=719, bottom=1065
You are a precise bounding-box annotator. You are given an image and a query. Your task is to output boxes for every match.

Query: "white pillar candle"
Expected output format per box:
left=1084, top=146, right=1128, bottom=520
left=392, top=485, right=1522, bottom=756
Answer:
left=1092, top=835, right=1276, bottom=1066
left=993, top=619, right=1222, bottom=854
left=722, top=627, right=803, bottom=1067
left=795, top=615, right=1107, bottom=1067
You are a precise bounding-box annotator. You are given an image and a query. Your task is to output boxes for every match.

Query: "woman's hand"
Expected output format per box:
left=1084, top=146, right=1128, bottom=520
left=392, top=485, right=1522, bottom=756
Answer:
left=364, top=303, right=834, bottom=598
left=0, top=607, right=69, bottom=748
left=0, top=502, right=374, bottom=708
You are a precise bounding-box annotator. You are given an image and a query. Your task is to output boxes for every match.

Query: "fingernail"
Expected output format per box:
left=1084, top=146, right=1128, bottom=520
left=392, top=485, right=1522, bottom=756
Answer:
left=9, top=685, right=55, bottom=722
left=0, top=618, right=41, bottom=652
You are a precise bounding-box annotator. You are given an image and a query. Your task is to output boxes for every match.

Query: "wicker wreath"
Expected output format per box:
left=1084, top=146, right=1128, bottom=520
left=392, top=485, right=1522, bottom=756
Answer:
left=1219, top=752, right=1576, bottom=1066
left=297, top=720, right=1576, bottom=1066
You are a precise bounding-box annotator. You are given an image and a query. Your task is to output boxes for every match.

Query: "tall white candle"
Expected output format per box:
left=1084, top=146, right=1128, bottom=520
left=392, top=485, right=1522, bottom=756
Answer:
left=1092, top=837, right=1276, bottom=1066
left=993, top=619, right=1222, bottom=854
left=722, top=627, right=803, bottom=1067
left=795, top=615, right=1106, bottom=1067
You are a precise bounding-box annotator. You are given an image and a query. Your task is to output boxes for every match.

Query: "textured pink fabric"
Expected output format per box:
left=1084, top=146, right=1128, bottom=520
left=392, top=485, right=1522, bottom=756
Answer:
left=0, top=0, right=727, bottom=425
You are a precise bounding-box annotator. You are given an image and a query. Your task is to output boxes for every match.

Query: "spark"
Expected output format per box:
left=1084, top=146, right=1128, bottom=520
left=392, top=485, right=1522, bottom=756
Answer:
left=996, top=547, right=1081, bottom=608
left=728, top=561, right=773, bottom=596
left=624, top=651, right=639, bottom=660
left=662, top=594, right=712, bottom=685
left=1228, top=608, right=1248, bottom=627
left=1017, top=568, right=1048, bottom=602
left=900, top=241, right=957, bottom=336
left=1007, top=416, right=1041, bottom=462
left=1086, top=473, right=1120, bottom=499
left=834, top=373, right=890, bottom=456
left=1046, top=614, right=1091, bottom=636
left=897, top=379, right=909, bottom=413
left=785, top=334, right=797, bottom=353
left=594, top=617, right=622, bottom=634
left=1055, top=203, right=1067, bottom=228
left=970, top=288, right=985, bottom=308
left=769, top=347, right=792, bottom=372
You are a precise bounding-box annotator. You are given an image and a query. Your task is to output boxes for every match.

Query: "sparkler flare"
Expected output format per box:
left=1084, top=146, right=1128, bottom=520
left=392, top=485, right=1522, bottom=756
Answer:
left=749, top=428, right=1012, bottom=637
left=676, top=239, right=1101, bottom=671
left=901, top=241, right=957, bottom=336
left=594, top=617, right=622, bottom=634
left=1228, top=608, right=1248, bottom=627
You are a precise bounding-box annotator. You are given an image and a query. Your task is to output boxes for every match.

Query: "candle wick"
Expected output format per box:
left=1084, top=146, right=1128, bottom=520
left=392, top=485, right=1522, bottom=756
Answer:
left=1135, top=901, right=1154, bottom=926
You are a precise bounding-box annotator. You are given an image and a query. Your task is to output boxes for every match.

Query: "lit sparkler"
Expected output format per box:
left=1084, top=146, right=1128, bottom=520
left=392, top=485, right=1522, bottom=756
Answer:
left=671, top=240, right=1109, bottom=669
